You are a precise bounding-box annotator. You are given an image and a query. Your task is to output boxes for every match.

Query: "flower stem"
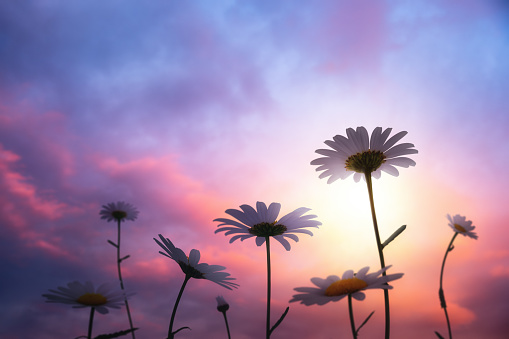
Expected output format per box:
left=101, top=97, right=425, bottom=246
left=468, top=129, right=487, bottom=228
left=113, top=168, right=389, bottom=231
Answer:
left=439, top=232, right=458, bottom=339
left=116, top=219, right=136, bottom=339
left=168, top=275, right=191, bottom=339
left=348, top=294, right=358, bottom=339
left=87, top=307, right=95, bottom=339
left=221, top=311, right=232, bottom=339
left=265, top=236, right=271, bottom=339
left=364, top=172, right=390, bottom=339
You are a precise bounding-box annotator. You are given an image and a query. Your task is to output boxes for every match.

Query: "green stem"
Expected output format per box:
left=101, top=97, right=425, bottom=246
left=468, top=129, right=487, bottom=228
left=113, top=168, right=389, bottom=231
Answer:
left=265, top=236, right=271, bottom=339
left=348, top=294, right=357, bottom=339
left=364, top=172, right=390, bottom=339
left=87, top=307, right=95, bottom=339
left=222, top=311, right=232, bottom=339
left=439, top=232, right=458, bottom=339
left=168, top=275, right=191, bottom=339
left=116, top=220, right=136, bottom=339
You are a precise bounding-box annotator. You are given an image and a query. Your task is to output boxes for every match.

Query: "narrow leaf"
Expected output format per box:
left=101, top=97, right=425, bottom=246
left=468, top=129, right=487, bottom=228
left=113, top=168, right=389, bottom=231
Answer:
left=448, top=245, right=455, bottom=252
left=107, top=240, right=118, bottom=248
left=356, top=311, right=375, bottom=334
left=171, top=326, right=191, bottom=336
left=120, top=255, right=131, bottom=262
left=434, top=331, right=445, bottom=339
left=94, top=328, right=138, bottom=339
left=382, top=225, right=406, bottom=249
left=270, top=307, right=290, bottom=335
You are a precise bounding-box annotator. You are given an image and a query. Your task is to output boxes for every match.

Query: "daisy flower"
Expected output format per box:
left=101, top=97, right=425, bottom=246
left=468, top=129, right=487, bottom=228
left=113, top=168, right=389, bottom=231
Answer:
left=311, top=126, right=418, bottom=183
left=447, top=214, right=478, bottom=239
left=100, top=201, right=139, bottom=222
left=214, top=201, right=321, bottom=251
left=42, top=281, right=133, bottom=314
left=290, top=266, right=403, bottom=306
left=154, top=234, right=239, bottom=290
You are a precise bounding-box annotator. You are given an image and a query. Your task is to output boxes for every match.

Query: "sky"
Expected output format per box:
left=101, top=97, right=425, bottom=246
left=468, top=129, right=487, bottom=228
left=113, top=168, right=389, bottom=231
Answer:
left=1, top=0, right=508, bottom=338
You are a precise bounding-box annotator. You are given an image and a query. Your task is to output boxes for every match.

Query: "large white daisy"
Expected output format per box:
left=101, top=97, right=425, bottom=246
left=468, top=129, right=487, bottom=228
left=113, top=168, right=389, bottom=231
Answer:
left=154, top=234, right=239, bottom=290
left=214, top=201, right=322, bottom=251
left=311, top=126, right=418, bottom=183
left=447, top=214, right=478, bottom=239
left=100, top=201, right=139, bottom=222
left=290, top=266, right=403, bottom=306
left=42, top=281, right=133, bottom=314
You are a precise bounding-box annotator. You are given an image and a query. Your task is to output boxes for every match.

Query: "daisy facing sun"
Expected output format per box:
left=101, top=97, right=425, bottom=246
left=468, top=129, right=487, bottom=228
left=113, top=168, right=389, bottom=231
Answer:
left=290, top=266, right=403, bottom=306
left=290, top=266, right=403, bottom=339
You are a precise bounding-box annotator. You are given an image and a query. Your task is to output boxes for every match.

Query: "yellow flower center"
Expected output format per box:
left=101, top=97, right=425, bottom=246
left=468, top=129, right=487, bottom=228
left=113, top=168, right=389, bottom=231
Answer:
left=249, top=222, right=288, bottom=237
left=345, top=150, right=386, bottom=173
left=325, top=277, right=368, bottom=296
left=454, top=223, right=466, bottom=233
left=76, top=293, right=107, bottom=306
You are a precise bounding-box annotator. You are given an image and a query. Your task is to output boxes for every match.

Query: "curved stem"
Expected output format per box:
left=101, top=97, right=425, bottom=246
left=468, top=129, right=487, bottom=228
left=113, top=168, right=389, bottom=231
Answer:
left=87, top=307, right=95, bottom=339
left=439, top=232, right=458, bottom=339
left=116, top=220, right=136, bottom=339
left=265, top=236, right=272, bottom=339
left=222, top=311, right=231, bottom=339
left=168, top=275, right=191, bottom=339
left=364, top=172, right=390, bottom=339
left=348, top=294, right=357, bottom=339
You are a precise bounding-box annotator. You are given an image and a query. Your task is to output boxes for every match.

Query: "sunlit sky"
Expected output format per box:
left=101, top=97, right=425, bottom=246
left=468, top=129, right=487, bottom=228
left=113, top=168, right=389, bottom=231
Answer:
left=1, top=1, right=508, bottom=338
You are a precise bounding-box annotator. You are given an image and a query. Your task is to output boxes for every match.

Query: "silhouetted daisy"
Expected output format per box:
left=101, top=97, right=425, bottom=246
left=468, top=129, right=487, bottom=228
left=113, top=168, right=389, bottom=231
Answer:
left=214, top=201, right=321, bottom=251
left=43, top=281, right=132, bottom=314
left=311, top=126, right=418, bottom=183
left=100, top=201, right=139, bottom=222
left=447, top=214, right=478, bottom=239
left=290, top=266, right=403, bottom=306
left=154, top=234, right=239, bottom=290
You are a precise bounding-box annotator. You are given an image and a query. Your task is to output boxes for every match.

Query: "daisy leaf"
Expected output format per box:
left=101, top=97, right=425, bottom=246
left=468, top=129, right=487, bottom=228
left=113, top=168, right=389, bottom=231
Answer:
left=93, top=328, right=138, bottom=338
left=382, top=225, right=406, bottom=249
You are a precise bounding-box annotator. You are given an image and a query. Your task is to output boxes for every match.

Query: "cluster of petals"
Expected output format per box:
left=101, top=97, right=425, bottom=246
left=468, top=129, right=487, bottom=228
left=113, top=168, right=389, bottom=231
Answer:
left=289, top=266, right=403, bottom=306
left=447, top=214, right=478, bottom=239
left=214, top=201, right=321, bottom=251
left=100, top=201, right=139, bottom=222
left=42, top=281, right=132, bottom=314
left=311, top=126, right=418, bottom=183
left=155, top=234, right=239, bottom=290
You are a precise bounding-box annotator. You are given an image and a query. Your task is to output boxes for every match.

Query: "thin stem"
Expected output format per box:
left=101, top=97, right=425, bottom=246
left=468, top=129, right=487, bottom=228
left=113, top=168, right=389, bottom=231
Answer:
left=221, top=311, right=232, bottom=339
left=265, top=236, right=271, bottom=339
left=116, top=219, right=136, bottom=339
left=168, top=275, right=191, bottom=339
left=364, top=172, right=390, bottom=339
left=348, top=294, right=357, bottom=339
left=87, top=307, right=95, bottom=339
left=439, top=232, right=458, bottom=339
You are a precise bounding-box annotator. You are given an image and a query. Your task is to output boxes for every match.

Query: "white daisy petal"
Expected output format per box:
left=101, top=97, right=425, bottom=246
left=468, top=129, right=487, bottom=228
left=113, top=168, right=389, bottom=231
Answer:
left=447, top=214, right=478, bottom=239
left=290, top=266, right=403, bottom=306
left=99, top=201, right=139, bottom=222
left=215, top=202, right=321, bottom=251
left=43, top=281, right=133, bottom=314
left=154, top=234, right=239, bottom=289
left=312, top=127, right=416, bottom=183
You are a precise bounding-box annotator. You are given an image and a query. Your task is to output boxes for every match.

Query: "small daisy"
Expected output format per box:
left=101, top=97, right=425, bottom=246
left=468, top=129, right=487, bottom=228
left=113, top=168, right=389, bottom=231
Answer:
left=447, top=214, right=478, bottom=239
left=290, top=266, right=403, bottom=306
left=216, top=295, right=230, bottom=313
left=154, top=234, right=239, bottom=290
left=100, top=201, right=139, bottom=222
left=214, top=201, right=321, bottom=251
left=311, top=126, right=418, bottom=183
left=42, top=281, right=133, bottom=314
